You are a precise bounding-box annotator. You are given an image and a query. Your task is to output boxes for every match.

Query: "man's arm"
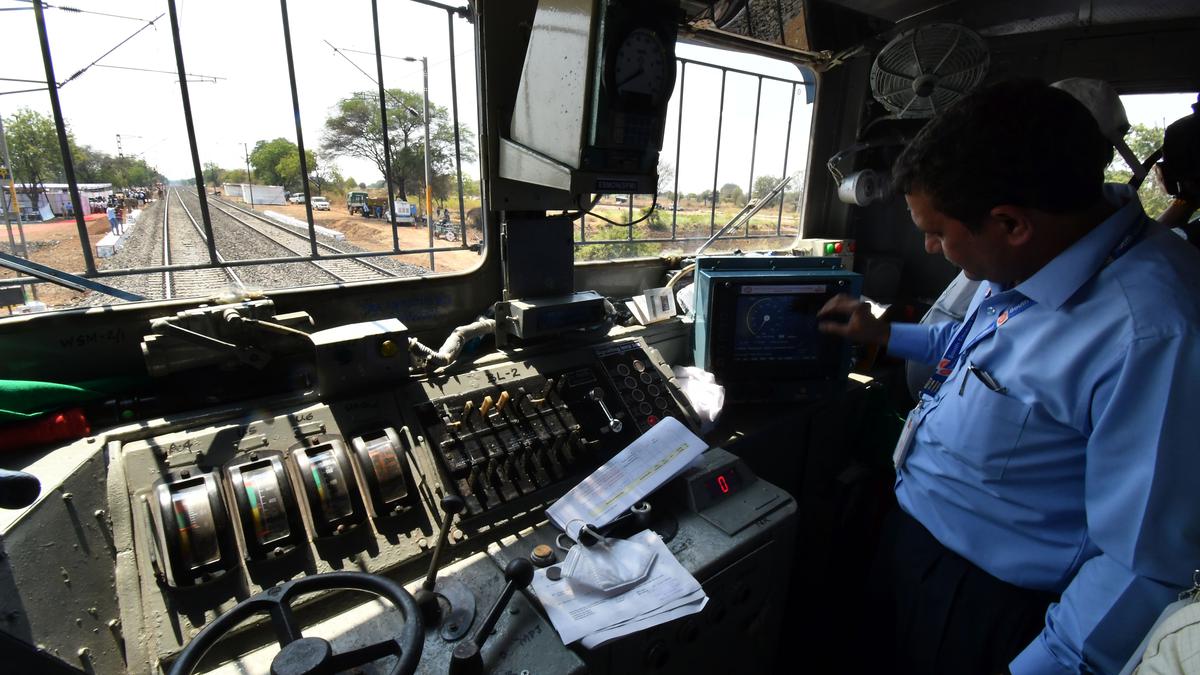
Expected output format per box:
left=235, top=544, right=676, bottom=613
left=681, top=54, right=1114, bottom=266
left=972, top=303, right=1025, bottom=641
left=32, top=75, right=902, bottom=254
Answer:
left=1010, top=332, right=1200, bottom=674
left=817, top=294, right=959, bottom=364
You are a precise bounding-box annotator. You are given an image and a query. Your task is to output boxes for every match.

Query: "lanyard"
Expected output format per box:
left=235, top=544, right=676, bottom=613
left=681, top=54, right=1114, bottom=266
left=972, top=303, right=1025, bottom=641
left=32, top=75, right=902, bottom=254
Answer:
left=917, top=218, right=1148, bottom=400
left=919, top=291, right=1033, bottom=398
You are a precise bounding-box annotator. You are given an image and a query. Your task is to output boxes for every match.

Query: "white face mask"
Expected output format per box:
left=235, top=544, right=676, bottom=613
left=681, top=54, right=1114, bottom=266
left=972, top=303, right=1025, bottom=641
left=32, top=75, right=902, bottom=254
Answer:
left=558, top=534, right=658, bottom=596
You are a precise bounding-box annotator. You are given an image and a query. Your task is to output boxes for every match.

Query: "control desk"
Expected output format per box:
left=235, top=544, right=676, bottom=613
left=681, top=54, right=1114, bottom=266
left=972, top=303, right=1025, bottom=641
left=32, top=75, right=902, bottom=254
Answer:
left=2, top=334, right=798, bottom=674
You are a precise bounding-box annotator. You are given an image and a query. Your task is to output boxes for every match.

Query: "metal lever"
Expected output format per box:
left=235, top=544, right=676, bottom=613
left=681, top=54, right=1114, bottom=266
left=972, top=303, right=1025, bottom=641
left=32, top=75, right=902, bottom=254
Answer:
left=449, top=558, right=535, bottom=675
left=588, top=387, right=622, bottom=433
left=414, top=494, right=465, bottom=624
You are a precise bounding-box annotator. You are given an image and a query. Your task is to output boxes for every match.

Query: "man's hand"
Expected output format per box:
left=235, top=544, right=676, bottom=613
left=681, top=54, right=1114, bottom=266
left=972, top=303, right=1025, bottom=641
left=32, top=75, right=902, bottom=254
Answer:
left=817, top=294, right=891, bottom=346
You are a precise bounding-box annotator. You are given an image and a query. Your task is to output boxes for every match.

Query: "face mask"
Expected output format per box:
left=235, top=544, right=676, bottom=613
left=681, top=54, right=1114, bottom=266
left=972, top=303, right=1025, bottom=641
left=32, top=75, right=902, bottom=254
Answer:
left=558, top=532, right=658, bottom=596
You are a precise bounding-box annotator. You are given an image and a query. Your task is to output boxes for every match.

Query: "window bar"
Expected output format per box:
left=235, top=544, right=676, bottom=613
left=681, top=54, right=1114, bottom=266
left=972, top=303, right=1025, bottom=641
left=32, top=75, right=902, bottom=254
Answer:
left=279, top=0, right=319, bottom=257
left=744, top=75, right=762, bottom=239
left=628, top=194, right=633, bottom=238
left=709, top=69, right=727, bottom=235
left=776, top=82, right=797, bottom=235
left=166, top=0, right=219, bottom=266
left=32, top=0, right=95, bottom=275
left=372, top=0, right=400, bottom=254
left=670, top=61, right=685, bottom=239
left=447, top=10, right=467, bottom=245
left=580, top=207, right=587, bottom=243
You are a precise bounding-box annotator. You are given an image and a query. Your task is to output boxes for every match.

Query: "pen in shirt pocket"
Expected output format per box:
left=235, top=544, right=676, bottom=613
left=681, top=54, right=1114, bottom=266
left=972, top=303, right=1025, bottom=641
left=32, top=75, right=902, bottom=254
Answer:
left=961, top=361, right=1007, bottom=395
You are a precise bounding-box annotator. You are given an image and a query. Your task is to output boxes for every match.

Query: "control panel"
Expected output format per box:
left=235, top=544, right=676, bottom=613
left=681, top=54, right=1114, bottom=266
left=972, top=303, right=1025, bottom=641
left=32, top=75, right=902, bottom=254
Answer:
left=115, top=337, right=697, bottom=666
left=411, top=339, right=697, bottom=525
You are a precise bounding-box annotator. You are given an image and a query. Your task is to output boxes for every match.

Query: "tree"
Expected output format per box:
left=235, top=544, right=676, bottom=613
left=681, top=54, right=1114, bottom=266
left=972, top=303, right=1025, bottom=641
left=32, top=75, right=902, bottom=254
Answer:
left=203, top=161, right=223, bottom=186
left=657, top=158, right=675, bottom=196
left=344, top=176, right=358, bottom=190
left=1106, top=123, right=1173, bottom=218
left=699, top=189, right=714, bottom=205
left=752, top=174, right=785, bottom=207
left=719, top=182, right=745, bottom=205
left=4, top=108, right=62, bottom=212
left=222, top=168, right=248, bottom=183
left=461, top=176, right=480, bottom=197
left=249, top=138, right=314, bottom=191
left=321, top=89, right=477, bottom=201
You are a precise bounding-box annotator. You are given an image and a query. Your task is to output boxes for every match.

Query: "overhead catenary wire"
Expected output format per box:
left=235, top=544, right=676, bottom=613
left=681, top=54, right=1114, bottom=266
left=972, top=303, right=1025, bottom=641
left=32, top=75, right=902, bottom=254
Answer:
left=59, top=12, right=166, bottom=87
left=11, top=0, right=151, bottom=22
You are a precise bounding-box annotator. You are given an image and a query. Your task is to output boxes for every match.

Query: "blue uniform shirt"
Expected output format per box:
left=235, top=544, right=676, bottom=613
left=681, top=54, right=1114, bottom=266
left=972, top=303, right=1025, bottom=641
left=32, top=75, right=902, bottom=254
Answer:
left=888, top=185, right=1200, bottom=674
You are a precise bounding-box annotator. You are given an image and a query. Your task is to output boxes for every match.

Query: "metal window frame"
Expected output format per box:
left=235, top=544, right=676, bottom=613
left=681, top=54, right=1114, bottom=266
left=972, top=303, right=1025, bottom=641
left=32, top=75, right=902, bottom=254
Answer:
left=577, top=55, right=814, bottom=249
left=10, top=0, right=476, bottom=291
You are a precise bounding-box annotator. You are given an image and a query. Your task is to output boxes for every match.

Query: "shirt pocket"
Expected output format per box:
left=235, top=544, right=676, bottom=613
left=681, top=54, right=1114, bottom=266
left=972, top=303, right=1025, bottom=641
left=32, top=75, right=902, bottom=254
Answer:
left=942, top=383, right=1031, bottom=479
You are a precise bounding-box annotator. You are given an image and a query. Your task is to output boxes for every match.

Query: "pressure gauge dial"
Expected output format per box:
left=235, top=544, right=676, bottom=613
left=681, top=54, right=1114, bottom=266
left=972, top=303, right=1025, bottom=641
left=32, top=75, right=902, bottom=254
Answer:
left=352, top=428, right=413, bottom=519
left=150, top=471, right=236, bottom=587
left=292, top=438, right=365, bottom=538
left=611, top=28, right=671, bottom=102
left=227, top=452, right=306, bottom=561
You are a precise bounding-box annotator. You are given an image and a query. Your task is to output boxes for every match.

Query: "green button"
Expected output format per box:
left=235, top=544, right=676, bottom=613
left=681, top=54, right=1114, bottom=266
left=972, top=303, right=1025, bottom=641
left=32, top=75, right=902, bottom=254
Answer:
left=824, top=242, right=835, bottom=254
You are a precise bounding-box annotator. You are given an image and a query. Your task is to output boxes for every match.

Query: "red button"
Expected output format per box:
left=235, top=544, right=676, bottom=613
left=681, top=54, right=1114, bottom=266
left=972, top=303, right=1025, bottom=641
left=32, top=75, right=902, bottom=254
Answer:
left=647, top=415, right=659, bottom=426
left=849, top=241, right=856, bottom=253
left=834, top=241, right=844, bottom=253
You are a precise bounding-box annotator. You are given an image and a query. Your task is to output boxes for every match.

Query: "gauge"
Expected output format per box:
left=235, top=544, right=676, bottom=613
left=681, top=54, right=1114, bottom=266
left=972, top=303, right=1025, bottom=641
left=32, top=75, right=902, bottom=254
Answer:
left=612, top=28, right=671, bottom=101
left=171, top=484, right=220, bottom=569
left=352, top=428, right=412, bottom=518
left=227, top=453, right=306, bottom=560
left=151, top=471, right=236, bottom=587
left=292, top=438, right=365, bottom=537
left=745, top=297, right=792, bottom=336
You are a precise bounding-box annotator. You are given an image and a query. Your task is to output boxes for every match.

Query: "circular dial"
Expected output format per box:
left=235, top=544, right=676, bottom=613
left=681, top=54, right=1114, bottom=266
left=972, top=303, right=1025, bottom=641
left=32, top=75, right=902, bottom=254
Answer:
left=745, top=297, right=791, bottom=336
left=612, top=28, right=669, bottom=100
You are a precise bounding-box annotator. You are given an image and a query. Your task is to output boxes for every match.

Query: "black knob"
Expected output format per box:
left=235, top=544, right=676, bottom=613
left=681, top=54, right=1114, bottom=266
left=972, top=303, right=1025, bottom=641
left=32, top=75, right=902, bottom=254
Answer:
left=441, top=494, right=465, bottom=516
left=505, top=558, right=534, bottom=589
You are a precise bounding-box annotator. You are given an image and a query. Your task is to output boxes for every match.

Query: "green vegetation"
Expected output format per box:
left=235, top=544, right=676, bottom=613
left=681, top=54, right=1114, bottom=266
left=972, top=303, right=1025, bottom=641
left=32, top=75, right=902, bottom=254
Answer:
left=2, top=108, right=165, bottom=211
left=1105, top=123, right=1172, bottom=218
left=320, top=88, right=477, bottom=204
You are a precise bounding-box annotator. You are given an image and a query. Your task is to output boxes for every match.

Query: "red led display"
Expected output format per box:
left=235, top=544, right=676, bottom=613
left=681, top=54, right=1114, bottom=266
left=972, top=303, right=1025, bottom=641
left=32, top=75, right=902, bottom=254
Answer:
left=717, top=475, right=730, bottom=494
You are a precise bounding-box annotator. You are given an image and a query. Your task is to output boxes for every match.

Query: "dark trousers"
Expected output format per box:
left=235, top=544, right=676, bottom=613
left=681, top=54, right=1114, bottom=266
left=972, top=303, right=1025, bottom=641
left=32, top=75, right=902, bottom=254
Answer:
left=862, top=507, right=1057, bottom=675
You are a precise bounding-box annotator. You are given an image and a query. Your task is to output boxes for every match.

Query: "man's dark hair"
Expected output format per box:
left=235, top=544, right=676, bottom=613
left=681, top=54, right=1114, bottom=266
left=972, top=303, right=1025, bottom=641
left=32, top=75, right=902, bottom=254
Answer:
left=892, top=79, right=1113, bottom=229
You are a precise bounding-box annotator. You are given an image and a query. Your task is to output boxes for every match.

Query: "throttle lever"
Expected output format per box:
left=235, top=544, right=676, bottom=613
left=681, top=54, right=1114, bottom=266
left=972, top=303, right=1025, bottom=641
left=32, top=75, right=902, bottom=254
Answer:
left=414, top=495, right=465, bottom=624
left=448, top=558, right=535, bottom=675
left=588, top=387, right=623, bottom=434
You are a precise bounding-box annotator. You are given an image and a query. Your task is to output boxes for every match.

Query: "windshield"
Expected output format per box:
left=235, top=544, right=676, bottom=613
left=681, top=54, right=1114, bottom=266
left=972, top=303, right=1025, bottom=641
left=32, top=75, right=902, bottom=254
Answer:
left=1, top=0, right=483, bottom=312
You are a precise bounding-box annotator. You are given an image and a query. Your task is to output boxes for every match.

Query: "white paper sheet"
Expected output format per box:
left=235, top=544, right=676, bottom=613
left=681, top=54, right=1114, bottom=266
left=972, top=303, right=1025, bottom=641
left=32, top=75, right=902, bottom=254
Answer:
left=530, top=529, right=706, bottom=646
left=546, top=416, right=706, bottom=539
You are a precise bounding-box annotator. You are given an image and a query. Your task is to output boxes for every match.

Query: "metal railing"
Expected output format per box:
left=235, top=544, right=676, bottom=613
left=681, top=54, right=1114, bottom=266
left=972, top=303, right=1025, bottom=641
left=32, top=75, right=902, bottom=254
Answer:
left=7, top=0, right=475, bottom=290
left=577, top=56, right=815, bottom=248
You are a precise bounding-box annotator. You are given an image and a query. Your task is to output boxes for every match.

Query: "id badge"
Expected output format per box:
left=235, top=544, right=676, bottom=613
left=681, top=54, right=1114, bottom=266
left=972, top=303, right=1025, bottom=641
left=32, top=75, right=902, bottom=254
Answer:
left=893, top=404, right=922, bottom=469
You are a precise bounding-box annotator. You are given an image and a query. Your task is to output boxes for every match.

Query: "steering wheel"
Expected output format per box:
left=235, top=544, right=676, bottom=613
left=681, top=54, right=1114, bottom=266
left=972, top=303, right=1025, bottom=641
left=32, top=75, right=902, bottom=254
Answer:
left=168, top=571, right=423, bottom=675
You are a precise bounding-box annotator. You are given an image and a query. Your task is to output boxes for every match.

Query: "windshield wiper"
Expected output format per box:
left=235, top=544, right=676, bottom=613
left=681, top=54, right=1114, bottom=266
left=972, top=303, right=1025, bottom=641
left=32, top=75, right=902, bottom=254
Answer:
left=0, top=250, right=145, bottom=302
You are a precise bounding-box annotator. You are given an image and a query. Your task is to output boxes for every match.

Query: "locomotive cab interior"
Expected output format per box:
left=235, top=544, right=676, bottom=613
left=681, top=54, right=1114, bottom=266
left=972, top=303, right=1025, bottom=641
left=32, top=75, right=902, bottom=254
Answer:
left=1, top=1, right=1198, bottom=673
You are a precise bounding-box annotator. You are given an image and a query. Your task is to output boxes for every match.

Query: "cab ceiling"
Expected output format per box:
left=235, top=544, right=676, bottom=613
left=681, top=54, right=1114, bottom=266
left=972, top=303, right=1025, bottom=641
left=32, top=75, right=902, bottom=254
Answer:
left=821, top=0, right=1200, bottom=35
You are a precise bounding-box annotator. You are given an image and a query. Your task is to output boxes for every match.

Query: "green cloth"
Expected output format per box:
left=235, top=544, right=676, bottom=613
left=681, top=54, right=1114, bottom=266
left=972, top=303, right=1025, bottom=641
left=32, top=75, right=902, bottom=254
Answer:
left=0, top=378, right=137, bottom=422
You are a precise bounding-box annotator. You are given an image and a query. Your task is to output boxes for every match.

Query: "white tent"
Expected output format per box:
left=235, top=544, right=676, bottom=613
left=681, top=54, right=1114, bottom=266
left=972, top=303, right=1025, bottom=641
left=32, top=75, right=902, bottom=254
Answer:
left=237, top=184, right=286, bottom=205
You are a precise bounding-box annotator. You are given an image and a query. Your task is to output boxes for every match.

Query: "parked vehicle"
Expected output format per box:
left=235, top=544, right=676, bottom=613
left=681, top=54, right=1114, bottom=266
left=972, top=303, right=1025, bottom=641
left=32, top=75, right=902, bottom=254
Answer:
left=346, top=190, right=369, bottom=215
left=310, top=196, right=330, bottom=211
left=287, top=193, right=305, bottom=204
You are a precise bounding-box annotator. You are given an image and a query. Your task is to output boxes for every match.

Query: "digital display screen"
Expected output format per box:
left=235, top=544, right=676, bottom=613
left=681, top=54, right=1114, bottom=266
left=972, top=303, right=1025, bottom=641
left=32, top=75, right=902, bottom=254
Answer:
left=706, top=470, right=743, bottom=499
left=241, top=465, right=291, bottom=546
left=731, top=285, right=827, bottom=363
left=170, top=484, right=220, bottom=570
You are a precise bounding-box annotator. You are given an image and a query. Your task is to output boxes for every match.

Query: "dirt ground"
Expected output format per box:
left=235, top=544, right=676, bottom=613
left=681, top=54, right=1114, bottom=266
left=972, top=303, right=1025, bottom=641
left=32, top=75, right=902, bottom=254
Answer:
left=1, top=213, right=112, bottom=310
left=263, top=201, right=484, bottom=274
left=1, top=199, right=485, bottom=311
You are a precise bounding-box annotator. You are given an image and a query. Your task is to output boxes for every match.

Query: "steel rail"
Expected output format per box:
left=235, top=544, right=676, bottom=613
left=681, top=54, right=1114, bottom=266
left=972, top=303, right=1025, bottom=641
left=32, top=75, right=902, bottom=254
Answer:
left=206, top=195, right=404, bottom=281
left=171, top=189, right=245, bottom=297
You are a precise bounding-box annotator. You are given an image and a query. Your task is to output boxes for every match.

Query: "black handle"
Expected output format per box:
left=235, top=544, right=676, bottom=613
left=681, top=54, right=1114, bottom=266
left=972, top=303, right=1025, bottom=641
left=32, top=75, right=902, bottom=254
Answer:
left=448, top=558, right=534, bottom=675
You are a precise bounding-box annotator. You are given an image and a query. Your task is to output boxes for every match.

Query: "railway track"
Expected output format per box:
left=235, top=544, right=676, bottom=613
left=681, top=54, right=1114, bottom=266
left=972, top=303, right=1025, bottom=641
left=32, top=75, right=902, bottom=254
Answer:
left=164, top=188, right=244, bottom=299
left=178, top=190, right=403, bottom=284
